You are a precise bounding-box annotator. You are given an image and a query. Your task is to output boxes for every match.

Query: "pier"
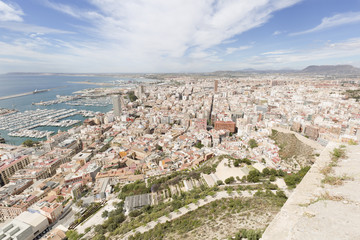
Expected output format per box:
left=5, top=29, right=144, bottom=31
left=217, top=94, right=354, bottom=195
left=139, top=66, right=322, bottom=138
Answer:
left=0, top=91, right=35, bottom=101
left=0, top=87, right=62, bottom=101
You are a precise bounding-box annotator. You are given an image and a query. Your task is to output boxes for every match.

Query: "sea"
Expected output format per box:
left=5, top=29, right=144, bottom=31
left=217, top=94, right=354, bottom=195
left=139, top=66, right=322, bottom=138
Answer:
left=0, top=74, right=147, bottom=145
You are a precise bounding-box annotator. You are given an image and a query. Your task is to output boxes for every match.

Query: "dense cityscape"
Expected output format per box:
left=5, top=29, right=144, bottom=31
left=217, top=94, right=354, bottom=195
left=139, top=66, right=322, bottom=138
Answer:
left=1, top=0, right=360, bottom=239
left=0, top=71, right=359, bottom=239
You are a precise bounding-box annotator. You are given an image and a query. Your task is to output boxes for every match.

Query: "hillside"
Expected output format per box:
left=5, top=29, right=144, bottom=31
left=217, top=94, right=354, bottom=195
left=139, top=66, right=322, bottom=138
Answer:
left=301, top=65, right=360, bottom=75
left=270, top=129, right=315, bottom=170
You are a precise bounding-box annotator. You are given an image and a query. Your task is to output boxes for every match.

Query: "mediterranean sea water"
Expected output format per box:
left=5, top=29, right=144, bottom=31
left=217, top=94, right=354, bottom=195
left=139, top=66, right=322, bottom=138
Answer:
left=0, top=74, right=146, bottom=145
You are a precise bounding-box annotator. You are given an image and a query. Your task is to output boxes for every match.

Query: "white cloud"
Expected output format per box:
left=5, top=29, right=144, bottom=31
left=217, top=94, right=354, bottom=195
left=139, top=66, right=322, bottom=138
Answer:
left=291, top=12, right=360, bottom=36
left=243, top=38, right=360, bottom=69
left=43, top=0, right=101, bottom=20
left=262, top=50, right=293, bottom=55
left=0, top=0, right=23, bottom=22
left=0, top=21, right=73, bottom=34
left=39, top=0, right=301, bottom=72
left=273, top=30, right=282, bottom=35
left=226, top=45, right=252, bottom=54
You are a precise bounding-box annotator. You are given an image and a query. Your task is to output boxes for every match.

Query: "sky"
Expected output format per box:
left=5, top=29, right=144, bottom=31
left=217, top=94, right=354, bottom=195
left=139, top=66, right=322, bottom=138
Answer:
left=0, top=0, right=360, bottom=73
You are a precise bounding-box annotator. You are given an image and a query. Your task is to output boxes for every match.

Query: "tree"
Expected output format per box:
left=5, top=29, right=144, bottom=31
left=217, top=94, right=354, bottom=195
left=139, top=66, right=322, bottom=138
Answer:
left=128, top=91, right=138, bottom=102
left=269, top=168, right=277, bottom=176
left=269, top=175, right=276, bottom=182
left=262, top=168, right=270, bottom=176
left=284, top=166, right=310, bottom=188
left=217, top=180, right=224, bottom=186
left=277, top=169, right=286, bottom=177
left=194, top=142, right=204, bottom=149
left=241, top=158, right=252, bottom=165
left=225, top=176, right=235, bottom=184
left=101, top=210, right=109, bottom=218
left=234, top=160, right=240, bottom=167
left=66, top=230, right=80, bottom=240
left=247, top=170, right=260, bottom=182
left=22, top=139, right=38, bottom=147
left=248, top=139, right=258, bottom=149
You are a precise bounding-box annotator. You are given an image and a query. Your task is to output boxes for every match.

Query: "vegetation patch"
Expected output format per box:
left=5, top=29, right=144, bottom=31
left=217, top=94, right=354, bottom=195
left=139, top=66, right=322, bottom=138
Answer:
left=270, top=129, right=315, bottom=167
left=322, top=174, right=353, bottom=186
left=345, top=89, right=360, bottom=101
left=118, top=180, right=151, bottom=200
left=228, top=228, right=264, bottom=240
left=284, top=166, right=310, bottom=189
left=128, top=192, right=286, bottom=240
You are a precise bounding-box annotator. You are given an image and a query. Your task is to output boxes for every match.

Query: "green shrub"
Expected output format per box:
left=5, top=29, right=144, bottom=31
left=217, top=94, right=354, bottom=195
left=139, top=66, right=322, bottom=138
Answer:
left=225, top=176, right=235, bottom=184
left=248, top=139, right=258, bottom=148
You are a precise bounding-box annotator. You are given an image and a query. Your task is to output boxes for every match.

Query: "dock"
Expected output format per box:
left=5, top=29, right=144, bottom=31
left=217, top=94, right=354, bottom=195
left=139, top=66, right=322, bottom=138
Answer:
left=0, top=88, right=58, bottom=101
left=0, top=91, right=35, bottom=101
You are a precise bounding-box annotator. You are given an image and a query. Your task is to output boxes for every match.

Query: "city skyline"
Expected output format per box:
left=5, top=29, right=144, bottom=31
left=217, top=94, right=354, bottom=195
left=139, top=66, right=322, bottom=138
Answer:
left=0, top=0, right=360, bottom=73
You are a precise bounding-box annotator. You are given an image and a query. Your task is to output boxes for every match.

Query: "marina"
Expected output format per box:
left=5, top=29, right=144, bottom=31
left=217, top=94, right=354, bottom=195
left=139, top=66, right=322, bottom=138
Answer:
left=32, top=95, right=81, bottom=106
left=0, top=74, right=150, bottom=144
left=8, top=129, right=54, bottom=138
left=0, top=108, right=97, bottom=138
left=0, top=108, right=17, bottom=116
left=66, top=97, right=111, bottom=107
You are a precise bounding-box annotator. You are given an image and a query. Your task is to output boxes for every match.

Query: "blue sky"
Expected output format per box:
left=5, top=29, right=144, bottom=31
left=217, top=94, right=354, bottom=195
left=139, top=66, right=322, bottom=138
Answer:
left=0, top=0, right=360, bottom=73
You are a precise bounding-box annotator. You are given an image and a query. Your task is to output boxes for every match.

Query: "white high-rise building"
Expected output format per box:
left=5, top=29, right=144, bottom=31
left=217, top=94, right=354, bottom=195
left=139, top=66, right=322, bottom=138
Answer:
left=137, top=85, right=145, bottom=99
left=112, top=95, right=122, bottom=117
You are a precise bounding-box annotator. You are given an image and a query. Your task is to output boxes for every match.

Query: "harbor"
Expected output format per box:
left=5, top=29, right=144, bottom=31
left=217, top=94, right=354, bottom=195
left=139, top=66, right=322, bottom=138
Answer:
left=0, top=108, right=97, bottom=139
left=0, top=74, right=150, bottom=144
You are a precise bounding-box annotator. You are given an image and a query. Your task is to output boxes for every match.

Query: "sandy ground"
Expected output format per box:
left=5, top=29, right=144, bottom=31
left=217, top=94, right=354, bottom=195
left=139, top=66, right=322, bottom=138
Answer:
left=214, top=158, right=248, bottom=182
left=262, top=143, right=360, bottom=240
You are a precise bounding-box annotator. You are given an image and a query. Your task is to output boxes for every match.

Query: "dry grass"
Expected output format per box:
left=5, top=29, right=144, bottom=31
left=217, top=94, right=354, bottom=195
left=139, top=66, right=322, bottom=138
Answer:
left=303, top=212, right=315, bottom=218
left=320, top=165, right=332, bottom=175
left=318, top=191, right=344, bottom=202
left=321, top=174, right=353, bottom=186
left=302, top=191, right=345, bottom=207
left=322, top=176, right=344, bottom=186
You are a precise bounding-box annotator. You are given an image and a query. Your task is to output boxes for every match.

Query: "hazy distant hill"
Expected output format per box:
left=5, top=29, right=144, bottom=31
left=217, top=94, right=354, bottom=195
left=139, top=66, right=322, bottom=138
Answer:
left=301, top=65, right=360, bottom=75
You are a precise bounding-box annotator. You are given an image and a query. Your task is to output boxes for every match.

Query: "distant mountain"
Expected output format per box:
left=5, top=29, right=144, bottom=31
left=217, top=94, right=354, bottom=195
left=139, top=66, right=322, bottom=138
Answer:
left=213, top=68, right=296, bottom=75
left=301, top=65, right=360, bottom=75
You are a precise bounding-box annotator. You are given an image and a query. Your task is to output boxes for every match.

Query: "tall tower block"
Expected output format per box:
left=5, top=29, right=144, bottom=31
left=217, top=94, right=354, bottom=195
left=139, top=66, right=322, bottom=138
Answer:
left=111, top=95, right=122, bottom=117
left=214, top=80, right=219, bottom=93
